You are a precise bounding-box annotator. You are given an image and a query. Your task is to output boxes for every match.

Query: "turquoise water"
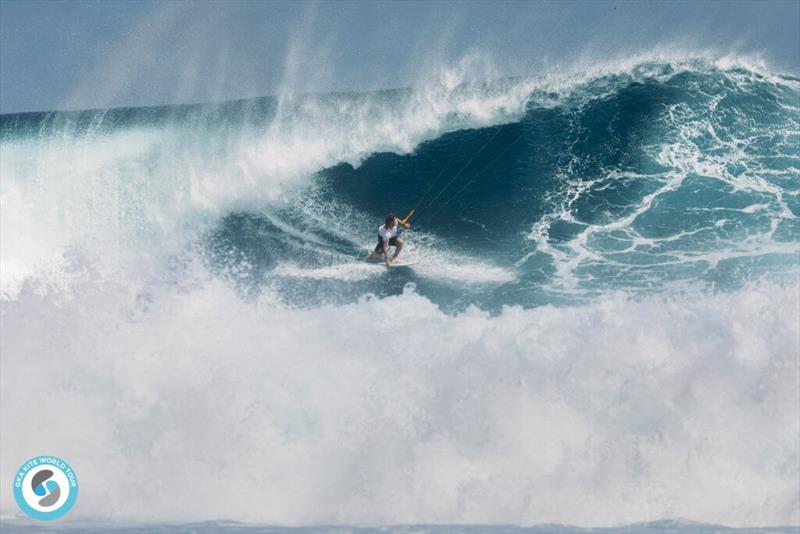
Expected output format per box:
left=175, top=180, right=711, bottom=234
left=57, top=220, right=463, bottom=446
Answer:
left=3, top=61, right=798, bottom=310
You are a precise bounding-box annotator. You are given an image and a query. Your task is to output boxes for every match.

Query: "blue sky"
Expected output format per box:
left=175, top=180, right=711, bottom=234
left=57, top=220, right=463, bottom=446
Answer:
left=1, top=0, right=798, bottom=113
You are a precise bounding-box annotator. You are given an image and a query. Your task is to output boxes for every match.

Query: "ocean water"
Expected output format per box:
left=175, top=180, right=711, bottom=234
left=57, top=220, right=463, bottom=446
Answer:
left=1, top=56, right=798, bottom=531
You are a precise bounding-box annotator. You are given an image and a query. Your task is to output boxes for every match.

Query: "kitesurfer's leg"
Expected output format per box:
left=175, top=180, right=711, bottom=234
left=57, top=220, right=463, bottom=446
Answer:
left=366, top=237, right=386, bottom=261
left=391, top=238, right=404, bottom=261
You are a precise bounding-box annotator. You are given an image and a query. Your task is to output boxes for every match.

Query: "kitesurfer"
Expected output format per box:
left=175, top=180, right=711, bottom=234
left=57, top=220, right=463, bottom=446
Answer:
left=365, top=212, right=411, bottom=266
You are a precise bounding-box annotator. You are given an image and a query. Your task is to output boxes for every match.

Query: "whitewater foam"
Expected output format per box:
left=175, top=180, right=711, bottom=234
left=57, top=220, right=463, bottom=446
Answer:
left=1, top=272, right=797, bottom=526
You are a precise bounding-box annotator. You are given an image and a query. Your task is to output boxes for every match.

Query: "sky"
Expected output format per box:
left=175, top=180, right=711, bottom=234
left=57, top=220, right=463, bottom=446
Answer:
left=1, top=0, right=798, bottom=114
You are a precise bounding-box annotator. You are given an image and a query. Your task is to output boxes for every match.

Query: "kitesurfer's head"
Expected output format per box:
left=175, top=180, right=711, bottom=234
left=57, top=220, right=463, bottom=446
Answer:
left=385, top=213, right=396, bottom=227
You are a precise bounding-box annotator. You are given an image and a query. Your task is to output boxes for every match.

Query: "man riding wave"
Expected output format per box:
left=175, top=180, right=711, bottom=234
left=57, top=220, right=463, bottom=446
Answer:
left=365, top=212, right=412, bottom=267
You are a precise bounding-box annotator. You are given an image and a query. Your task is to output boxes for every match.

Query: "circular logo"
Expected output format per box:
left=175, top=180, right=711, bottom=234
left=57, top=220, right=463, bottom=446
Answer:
left=13, top=455, right=78, bottom=521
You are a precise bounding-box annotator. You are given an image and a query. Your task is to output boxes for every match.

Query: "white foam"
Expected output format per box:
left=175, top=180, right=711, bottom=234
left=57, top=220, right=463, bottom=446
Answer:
left=0, top=273, right=797, bottom=526
left=271, top=254, right=516, bottom=285
left=412, top=259, right=516, bottom=284
left=273, top=261, right=381, bottom=281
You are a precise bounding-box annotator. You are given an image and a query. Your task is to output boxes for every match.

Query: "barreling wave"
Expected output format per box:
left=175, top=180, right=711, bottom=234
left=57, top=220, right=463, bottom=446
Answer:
left=1, top=56, right=798, bottom=527
left=1, top=56, right=797, bottom=308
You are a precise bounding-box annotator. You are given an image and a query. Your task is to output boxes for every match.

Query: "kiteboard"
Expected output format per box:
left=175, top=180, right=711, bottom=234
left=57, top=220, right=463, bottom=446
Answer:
left=365, top=258, right=419, bottom=268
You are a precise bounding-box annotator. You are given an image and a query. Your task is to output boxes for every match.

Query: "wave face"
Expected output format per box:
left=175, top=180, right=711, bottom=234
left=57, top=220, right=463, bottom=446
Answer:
left=1, top=58, right=799, bottom=526
left=2, top=60, right=798, bottom=307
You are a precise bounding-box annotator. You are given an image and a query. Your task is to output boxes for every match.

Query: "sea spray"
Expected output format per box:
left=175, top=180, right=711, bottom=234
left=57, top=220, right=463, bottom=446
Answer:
left=1, top=273, right=797, bottom=525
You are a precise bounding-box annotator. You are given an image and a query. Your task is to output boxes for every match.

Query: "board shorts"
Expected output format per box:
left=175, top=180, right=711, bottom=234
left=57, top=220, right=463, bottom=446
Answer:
left=374, top=235, right=400, bottom=254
